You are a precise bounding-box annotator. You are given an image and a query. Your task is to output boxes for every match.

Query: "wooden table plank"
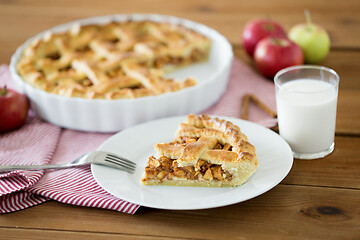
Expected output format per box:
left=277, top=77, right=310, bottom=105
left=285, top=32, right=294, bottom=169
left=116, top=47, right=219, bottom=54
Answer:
left=336, top=89, right=360, bottom=136
left=1, top=0, right=360, bottom=65
left=0, top=184, right=359, bottom=240
left=283, top=136, right=360, bottom=189
left=0, top=228, right=179, bottom=240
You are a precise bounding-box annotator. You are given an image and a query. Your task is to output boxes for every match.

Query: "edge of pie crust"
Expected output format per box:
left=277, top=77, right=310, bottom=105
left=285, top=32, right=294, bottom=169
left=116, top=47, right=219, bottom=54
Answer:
left=141, top=114, right=258, bottom=187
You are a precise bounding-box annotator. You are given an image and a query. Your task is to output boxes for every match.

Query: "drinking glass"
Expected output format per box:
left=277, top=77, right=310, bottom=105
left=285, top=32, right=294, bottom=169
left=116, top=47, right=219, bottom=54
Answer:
left=274, top=65, right=340, bottom=159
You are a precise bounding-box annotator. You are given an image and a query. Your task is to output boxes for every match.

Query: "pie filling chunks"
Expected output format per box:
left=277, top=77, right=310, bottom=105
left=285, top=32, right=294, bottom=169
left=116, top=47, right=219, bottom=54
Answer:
left=141, top=114, right=258, bottom=187
left=16, top=21, right=211, bottom=99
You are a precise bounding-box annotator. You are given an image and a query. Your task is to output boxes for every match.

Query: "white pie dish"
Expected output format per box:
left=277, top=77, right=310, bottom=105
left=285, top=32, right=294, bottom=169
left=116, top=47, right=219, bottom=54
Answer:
left=9, top=14, right=233, bottom=132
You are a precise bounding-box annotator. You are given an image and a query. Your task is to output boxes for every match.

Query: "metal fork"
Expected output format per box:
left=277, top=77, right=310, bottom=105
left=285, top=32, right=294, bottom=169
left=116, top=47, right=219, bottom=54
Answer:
left=0, top=151, right=136, bottom=174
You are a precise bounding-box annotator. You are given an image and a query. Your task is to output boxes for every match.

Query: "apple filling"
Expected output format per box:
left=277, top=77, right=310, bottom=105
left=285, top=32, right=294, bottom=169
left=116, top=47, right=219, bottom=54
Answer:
left=152, top=48, right=206, bottom=68
left=142, top=156, right=233, bottom=182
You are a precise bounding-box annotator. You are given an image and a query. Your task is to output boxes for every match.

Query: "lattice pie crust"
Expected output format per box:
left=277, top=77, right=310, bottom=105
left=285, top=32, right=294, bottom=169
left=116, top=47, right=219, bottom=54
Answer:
left=16, top=21, right=211, bottom=99
left=141, top=114, right=258, bottom=187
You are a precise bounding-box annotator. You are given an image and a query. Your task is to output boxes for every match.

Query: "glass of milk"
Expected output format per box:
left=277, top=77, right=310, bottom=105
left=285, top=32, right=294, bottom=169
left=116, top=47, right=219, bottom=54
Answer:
left=274, top=65, right=340, bottom=159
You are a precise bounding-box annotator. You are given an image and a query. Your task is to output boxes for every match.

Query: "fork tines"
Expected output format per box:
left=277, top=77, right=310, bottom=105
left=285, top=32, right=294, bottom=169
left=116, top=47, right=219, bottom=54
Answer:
left=105, top=154, right=136, bottom=173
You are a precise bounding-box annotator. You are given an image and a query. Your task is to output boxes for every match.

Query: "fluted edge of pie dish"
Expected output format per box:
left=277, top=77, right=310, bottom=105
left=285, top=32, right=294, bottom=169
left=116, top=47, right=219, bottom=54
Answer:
left=9, top=14, right=233, bottom=132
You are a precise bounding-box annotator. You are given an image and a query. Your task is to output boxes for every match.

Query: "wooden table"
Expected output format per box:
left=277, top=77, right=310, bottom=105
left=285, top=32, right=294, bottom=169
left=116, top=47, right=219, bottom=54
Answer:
left=1, top=1, right=359, bottom=239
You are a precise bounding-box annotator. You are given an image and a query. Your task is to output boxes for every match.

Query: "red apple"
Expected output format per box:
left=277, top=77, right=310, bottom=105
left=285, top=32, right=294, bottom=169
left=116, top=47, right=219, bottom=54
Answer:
left=242, top=19, right=287, bottom=57
left=0, top=86, right=29, bottom=133
left=254, top=37, right=304, bottom=79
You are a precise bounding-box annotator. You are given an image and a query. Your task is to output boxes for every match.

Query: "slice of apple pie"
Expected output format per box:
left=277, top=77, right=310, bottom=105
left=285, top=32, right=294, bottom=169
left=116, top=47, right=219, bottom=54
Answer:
left=141, top=114, right=258, bottom=187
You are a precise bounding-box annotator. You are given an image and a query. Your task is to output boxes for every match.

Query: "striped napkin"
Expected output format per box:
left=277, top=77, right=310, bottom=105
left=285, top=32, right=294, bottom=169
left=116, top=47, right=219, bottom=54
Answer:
left=0, top=66, right=139, bottom=214
left=0, top=114, right=60, bottom=211
left=0, top=59, right=277, bottom=214
left=0, top=114, right=139, bottom=214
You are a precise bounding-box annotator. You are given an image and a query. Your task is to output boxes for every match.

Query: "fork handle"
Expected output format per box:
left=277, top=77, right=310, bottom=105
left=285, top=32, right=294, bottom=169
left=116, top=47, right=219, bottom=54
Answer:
left=0, top=163, right=88, bottom=172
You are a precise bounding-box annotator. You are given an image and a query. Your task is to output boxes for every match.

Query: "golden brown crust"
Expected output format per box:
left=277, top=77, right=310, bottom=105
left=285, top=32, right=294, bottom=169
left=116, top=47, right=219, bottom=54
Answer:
left=16, top=21, right=211, bottom=99
left=142, top=114, right=258, bottom=187
left=174, top=114, right=257, bottom=165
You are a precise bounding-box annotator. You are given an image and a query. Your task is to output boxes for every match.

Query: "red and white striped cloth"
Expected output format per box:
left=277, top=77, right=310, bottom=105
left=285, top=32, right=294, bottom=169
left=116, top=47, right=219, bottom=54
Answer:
left=0, top=66, right=139, bottom=214
left=0, top=59, right=277, bottom=214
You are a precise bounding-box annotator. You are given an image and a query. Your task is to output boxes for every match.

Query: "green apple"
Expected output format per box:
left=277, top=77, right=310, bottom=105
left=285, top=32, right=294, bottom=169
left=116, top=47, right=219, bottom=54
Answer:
left=289, top=10, right=330, bottom=64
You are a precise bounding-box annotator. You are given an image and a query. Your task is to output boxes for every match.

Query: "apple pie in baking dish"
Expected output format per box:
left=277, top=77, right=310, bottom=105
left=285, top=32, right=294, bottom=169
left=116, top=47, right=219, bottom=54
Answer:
left=141, top=114, right=258, bottom=187
left=16, top=21, right=211, bottom=99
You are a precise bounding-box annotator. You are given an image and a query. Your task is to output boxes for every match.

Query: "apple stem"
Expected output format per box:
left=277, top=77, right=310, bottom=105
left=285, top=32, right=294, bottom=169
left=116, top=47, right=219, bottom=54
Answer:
left=264, top=15, right=275, bottom=31
left=305, top=9, right=312, bottom=26
left=0, top=85, right=7, bottom=96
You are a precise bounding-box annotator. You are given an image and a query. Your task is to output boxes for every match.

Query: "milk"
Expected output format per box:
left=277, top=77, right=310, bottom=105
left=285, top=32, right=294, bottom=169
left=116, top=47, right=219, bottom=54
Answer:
left=276, top=79, right=338, bottom=154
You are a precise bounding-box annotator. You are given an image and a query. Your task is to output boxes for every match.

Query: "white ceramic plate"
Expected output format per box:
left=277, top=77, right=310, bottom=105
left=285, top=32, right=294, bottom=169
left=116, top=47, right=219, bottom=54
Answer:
left=91, top=116, right=293, bottom=210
